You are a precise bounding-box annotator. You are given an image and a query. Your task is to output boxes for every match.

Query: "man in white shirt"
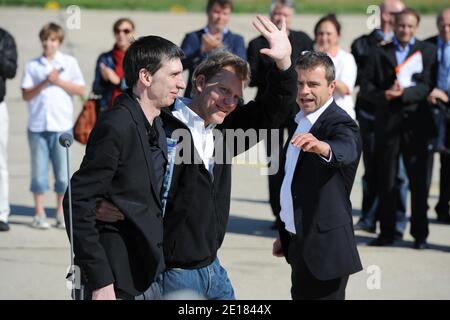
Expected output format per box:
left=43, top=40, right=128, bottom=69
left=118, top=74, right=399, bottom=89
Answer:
left=272, top=51, right=362, bottom=300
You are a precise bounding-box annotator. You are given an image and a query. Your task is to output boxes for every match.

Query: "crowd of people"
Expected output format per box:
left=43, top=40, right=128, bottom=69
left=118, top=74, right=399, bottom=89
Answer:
left=0, top=0, right=448, bottom=300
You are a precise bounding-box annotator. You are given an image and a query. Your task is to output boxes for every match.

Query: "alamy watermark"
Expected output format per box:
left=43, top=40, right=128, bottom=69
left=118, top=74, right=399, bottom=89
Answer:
left=169, top=127, right=282, bottom=176
left=66, top=5, right=81, bottom=30
left=366, top=265, right=382, bottom=290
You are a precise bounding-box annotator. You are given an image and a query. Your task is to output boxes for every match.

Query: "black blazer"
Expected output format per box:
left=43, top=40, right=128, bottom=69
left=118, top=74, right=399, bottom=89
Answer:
left=360, top=39, right=436, bottom=142
left=361, top=40, right=436, bottom=109
left=63, top=93, right=165, bottom=298
left=278, top=102, right=363, bottom=281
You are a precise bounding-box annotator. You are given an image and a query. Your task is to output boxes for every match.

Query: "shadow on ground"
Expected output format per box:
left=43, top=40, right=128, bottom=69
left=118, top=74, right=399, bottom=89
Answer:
left=10, top=205, right=56, bottom=217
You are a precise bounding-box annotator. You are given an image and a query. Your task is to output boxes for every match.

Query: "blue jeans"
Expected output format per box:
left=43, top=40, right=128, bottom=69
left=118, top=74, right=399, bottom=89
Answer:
left=27, top=130, right=69, bottom=194
left=159, top=257, right=235, bottom=300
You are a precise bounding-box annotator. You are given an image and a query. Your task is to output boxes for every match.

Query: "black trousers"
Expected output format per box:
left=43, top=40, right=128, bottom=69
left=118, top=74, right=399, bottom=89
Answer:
left=436, top=120, right=450, bottom=216
left=376, top=110, right=434, bottom=241
left=357, top=112, right=408, bottom=228
left=287, top=237, right=348, bottom=300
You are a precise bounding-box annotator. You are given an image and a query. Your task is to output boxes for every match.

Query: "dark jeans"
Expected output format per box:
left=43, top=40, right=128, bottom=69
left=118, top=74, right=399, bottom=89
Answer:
left=357, top=113, right=408, bottom=233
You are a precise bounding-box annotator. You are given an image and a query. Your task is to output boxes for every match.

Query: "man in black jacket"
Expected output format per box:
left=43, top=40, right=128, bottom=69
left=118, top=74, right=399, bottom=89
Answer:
left=64, top=36, right=186, bottom=300
left=247, top=0, right=313, bottom=230
left=272, top=51, right=362, bottom=300
left=362, top=9, right=437, bottom=249
left=0, top=28, right=17, bottom=232
left=97, top=15, right=297, bottom=299
left=351, top=0, right=409, bottom=238
left=426, top=8, right=450, bottom=223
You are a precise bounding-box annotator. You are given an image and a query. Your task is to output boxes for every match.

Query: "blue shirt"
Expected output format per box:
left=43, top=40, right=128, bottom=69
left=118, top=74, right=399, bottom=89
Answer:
left=375, top=29, right=394, bottom=42
left=437, top=36, right=450, bottom=94
left=393, top=36, right=416, bottom=65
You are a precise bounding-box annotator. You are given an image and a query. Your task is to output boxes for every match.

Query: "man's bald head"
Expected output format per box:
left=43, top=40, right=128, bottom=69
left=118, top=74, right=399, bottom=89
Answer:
left=437, top=8, right=450, bottom=43
left=380, top=0, right=405, bottom=31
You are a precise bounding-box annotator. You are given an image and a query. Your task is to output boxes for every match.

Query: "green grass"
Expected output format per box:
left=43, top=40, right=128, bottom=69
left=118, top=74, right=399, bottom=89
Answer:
left=0, top=0, right=446, bottom=14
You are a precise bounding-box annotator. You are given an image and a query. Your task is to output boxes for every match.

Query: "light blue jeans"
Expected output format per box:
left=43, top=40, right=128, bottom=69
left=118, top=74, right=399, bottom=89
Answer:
left=159, top=257, right=235, bottom=300
left=27, top=130, right=69, bottom=194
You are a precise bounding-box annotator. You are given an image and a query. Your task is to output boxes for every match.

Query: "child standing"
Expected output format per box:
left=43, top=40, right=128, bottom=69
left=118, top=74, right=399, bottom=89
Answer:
left=21, top=23, right=85, bottom=229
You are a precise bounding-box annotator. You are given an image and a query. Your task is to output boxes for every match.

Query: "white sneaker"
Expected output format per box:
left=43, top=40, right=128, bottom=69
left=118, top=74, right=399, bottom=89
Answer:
left=54, top=216, right=66, bottom=229
left=31, top=215, right=50, bottom=229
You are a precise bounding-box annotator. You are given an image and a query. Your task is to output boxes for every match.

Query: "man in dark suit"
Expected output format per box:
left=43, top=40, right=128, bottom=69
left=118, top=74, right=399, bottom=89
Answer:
left=180, top=0, right=246, bottom=98
left=63, top=36, right=186, bottom=299
left=426, top=8, right=450, bottom=223
left=362, top=8, right=437, bottom=249
left=351, top=0, right=409, bottom=237
left=272, top=51, right=362, bottom=300
left=247, top=0, right=313, bottom=229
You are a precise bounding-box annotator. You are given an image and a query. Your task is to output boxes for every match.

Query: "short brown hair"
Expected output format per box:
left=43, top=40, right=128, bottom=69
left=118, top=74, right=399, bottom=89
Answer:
left=39, top=22, right=64, bottom=43
left=395, top=8, right=421, bottom=25
left=113, top=18, right=135, bottom=33
left=191, top=50, right=250, bottom=96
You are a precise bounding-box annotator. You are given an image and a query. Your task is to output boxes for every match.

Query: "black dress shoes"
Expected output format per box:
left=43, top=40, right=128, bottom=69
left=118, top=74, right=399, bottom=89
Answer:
left=436, top=213, right=450, bottom=224
left=369, top=236, right=394, bottom=247
left=413, top=239, right=428, bottom=250
left=0, top=221, right=10, bottom=232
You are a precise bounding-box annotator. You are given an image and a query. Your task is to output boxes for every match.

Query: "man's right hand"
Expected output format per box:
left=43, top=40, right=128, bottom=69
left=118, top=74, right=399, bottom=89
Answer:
left=252, top=15, right=292, bottom=71
left=428, top=88, right=449, bottom=105
left=92, top=283, right=116, bottom=300
left=272, top=238, right=284, bottom=257
left=96, top=200, right=125, bottom=222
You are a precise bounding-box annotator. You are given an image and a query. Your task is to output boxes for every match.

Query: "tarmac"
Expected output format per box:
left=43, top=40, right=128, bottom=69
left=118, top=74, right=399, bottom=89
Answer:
left=0, top=7, right=449, bottom=300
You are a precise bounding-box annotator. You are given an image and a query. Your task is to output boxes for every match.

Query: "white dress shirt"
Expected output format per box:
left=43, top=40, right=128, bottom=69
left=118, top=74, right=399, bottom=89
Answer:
left=21, top=51, right=85, bottom=132
left=279, top=97, right=334, bottom=234
left=172, top=98, right=216, bottom=173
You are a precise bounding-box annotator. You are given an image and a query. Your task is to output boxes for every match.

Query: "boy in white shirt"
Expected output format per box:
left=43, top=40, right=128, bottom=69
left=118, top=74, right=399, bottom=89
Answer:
left=21, top=23, right=85, bottom=229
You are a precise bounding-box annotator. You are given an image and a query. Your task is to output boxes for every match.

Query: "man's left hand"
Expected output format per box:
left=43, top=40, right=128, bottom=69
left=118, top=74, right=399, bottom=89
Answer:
left=291, top=133, right=331, bottom=158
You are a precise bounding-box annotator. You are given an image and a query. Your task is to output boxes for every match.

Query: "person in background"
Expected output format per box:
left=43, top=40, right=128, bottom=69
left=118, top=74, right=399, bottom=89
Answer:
left=0, top=27, right=17, bottom=232
left=426, top=8, right=450, bottom=223
left=21, top=23, right=85, bottom=229
left=93, top=18, right=135, bottom=112
left=314, top=13, right=357, bottom=120
left=351, top=0, right=408, bottom=238
left=180, top=0, right=246, bottom=98
left=247, top=0, right=314, bottom=230
left=362, top=9, right=436, bottom=249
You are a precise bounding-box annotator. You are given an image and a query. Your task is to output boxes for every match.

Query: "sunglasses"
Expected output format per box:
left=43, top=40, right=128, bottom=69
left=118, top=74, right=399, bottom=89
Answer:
left=114, top=28, right=132, bottom=35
